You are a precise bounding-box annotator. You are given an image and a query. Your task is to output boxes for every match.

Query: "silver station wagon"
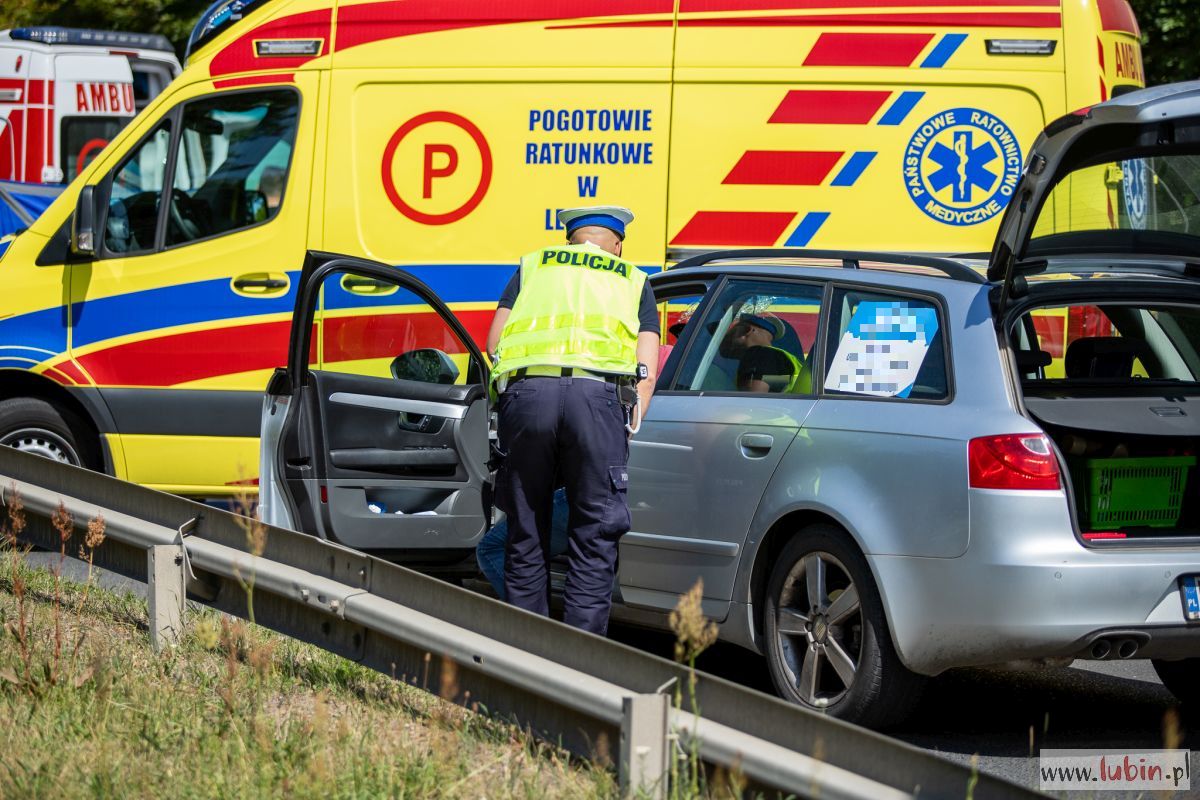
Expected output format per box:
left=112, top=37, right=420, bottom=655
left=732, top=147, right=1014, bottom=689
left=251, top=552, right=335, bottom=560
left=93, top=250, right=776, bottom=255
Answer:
left=261, top=82, right=1200, bottom=727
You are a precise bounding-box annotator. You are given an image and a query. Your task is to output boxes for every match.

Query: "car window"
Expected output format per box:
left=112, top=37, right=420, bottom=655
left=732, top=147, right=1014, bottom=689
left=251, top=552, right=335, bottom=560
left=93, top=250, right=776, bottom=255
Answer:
left=105, top=121, right=171, bottom=255
left=166, top=89, right=298, bottom=247
left=823, top=289, right=948, bottom=401
left=673, top=279, right=821, bottom=395
left=1015, top=303, right=1200, bottom=383
left=318, top=269, right=483, bottom=385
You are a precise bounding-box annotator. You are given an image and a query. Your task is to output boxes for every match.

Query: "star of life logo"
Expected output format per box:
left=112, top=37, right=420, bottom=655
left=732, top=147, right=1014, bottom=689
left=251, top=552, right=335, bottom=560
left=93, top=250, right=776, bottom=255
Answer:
left=1121, top=158, right=1149, bottom=229
left=903, top=107, right=1022, bottom=226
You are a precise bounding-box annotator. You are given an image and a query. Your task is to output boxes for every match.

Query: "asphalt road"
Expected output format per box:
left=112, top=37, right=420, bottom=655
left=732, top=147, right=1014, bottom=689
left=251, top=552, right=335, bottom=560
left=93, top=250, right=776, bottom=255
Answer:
left=610, top=623, right=1195, bottom=798
left=23, top=551, right=1197, bottom=798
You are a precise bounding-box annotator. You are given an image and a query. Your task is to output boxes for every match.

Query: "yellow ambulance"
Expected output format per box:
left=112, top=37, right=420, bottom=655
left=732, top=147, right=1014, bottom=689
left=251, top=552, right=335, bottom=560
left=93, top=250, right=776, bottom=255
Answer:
left=0, top=0, right=1144, bottom=495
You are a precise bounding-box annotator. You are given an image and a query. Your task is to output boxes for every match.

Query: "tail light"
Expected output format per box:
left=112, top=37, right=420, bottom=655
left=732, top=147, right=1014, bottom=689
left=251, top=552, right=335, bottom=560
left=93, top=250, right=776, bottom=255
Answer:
left=969, top=433, right=1061, bottom=490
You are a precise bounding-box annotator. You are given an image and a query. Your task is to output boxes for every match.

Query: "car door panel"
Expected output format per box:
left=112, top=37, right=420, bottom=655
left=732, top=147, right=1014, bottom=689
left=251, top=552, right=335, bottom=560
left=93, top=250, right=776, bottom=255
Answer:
left=269, top=253, right=489, bottom=555
left=621, top=276, right=825, bottom=620
left=624, top=403, right=805, bottom=620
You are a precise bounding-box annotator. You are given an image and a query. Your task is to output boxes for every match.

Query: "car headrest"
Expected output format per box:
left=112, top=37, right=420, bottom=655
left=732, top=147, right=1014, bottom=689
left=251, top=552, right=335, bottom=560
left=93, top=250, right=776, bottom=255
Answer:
left=1014, top=349, right=1053, bottom=371
left=1064, top=336, right=1146, bottom=379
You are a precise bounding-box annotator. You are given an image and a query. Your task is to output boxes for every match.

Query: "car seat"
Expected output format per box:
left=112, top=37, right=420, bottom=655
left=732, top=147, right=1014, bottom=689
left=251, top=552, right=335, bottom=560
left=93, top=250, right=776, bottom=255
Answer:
left=1064, top=337, right=1148, bottom=379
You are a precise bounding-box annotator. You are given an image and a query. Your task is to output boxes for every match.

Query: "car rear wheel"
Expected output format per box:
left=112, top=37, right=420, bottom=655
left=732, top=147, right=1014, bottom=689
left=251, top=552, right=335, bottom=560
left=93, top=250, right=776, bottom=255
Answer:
left=1152, top=658, right=1200, bottom=707
left=0, top=398, right=88, bottom=467
left=763, top=524, right=924, bottom=728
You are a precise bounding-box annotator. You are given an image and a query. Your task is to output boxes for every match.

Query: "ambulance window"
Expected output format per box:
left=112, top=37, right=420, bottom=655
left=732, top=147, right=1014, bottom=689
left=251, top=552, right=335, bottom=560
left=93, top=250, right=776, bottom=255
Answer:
left=165, top=89, right=299, bottom=247
left=673, top=280, right=823, bottom=395
left=105, top=122, right=172, bottom=255
left=61, top=117, right=126, bottom=183
left=318, top=270, right=484, bottom=386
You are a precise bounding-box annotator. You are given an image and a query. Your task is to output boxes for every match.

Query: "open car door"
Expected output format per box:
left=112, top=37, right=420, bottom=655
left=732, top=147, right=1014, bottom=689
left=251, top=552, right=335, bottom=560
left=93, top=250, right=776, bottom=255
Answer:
left=260, top=252, right=490, bottom=565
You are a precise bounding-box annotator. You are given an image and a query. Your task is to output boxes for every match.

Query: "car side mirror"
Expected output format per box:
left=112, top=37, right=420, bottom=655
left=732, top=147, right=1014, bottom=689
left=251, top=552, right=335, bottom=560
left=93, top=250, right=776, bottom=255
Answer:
left=391, top=349, right=460, bottom=385
left=71, top=185, right=99, bottom=256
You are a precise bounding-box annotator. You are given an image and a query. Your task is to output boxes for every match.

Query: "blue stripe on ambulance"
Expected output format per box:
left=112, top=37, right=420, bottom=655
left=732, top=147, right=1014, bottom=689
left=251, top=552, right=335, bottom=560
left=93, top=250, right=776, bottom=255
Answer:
left=784, top=212, right=831, bottom=247
left=920, top=33, right=968, bottom=69
left=830, top=152, right=877, bottom=187
left=877, top=91, right=925, bottom=126
left=0, top=306, right=69, bottom=363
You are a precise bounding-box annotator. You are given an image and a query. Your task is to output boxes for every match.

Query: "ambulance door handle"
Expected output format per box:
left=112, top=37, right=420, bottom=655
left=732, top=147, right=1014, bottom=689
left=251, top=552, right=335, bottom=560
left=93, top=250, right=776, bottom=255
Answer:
left=739, top=433, right=774, bottom=458
left=232, top=272, right=290, bottom=296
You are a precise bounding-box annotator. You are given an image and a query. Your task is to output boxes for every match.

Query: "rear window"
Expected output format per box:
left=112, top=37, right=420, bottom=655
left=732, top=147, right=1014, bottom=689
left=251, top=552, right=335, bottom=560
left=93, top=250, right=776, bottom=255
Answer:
left=1014, top=303, right=1200, bottom=384
left=1029, top=153, right=1200, bottom=255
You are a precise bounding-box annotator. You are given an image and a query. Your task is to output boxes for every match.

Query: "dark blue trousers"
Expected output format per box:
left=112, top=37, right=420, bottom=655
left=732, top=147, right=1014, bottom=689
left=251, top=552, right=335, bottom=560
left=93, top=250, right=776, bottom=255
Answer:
left=496, top=376, right=630, bottom=635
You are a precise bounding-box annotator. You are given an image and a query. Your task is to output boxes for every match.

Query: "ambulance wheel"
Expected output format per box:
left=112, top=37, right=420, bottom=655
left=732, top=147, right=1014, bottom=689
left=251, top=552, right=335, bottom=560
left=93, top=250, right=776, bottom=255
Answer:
left=763, top=524, right=924, bottom=729
left=1153, top=658, right=1200, bottom=707
left=0, top=398, right=92, bottom=468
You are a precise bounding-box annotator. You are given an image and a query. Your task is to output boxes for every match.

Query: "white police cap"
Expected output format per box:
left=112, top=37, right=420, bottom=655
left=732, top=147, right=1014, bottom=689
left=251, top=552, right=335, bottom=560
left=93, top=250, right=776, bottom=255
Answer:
left=558, top=206, right=635, bottom=239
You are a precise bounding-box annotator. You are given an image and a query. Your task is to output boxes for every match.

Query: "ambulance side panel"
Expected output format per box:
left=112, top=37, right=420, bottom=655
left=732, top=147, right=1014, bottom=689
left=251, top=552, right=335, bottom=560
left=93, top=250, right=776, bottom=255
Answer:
left=52, top=53, right=136, bottom=184
left=0, top=66, right=322, bottom=495
left=0, top=42, right=39, bottom=182
left=666, top=1, right=1067, bottom=256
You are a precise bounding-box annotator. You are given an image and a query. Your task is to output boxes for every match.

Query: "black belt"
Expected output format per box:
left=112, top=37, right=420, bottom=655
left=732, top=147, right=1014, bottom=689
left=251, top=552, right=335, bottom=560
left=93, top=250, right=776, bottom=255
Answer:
left=511, top=367, right=620, bottom=381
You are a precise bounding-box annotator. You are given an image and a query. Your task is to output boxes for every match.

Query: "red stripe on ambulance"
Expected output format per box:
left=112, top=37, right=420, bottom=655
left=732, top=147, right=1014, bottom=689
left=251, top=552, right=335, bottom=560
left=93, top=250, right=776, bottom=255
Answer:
left=210, top=8, right=332, bottom=77
left=70, top=311, right=494, bottom=387
left=333, top=0, right=671, bottom=50
left=769, top=90, right=890, bottom=124
left=681, top=0, right=1060, bottom=10
left=677, top=12, right=1060, bottom=27
left=1096, top=0, right=1138, bottom=34
left=558, top=11, right=1059, bottom=29
left=804, top=32, right=934, bottom=66
left=723, top=151, right=843, bottom=185
left=213, top=73, right=296, bottom=89
left=670, top=211, right=796, bottom=246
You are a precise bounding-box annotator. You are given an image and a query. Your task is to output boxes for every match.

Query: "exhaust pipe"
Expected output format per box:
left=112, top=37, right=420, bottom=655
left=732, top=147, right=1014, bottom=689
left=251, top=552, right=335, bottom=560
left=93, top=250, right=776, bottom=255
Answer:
left=1117, top=639, right=1139, bottom=659
left=1091, top=639, right=1112, bottom=659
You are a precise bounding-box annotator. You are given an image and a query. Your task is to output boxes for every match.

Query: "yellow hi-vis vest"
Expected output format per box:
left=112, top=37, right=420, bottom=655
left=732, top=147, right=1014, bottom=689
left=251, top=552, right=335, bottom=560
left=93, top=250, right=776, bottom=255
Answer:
left=775, top=347, right=811, bottom=394
left=741, top=346, right=809, bottom=393
left=492, top=243, right=645, bottom=382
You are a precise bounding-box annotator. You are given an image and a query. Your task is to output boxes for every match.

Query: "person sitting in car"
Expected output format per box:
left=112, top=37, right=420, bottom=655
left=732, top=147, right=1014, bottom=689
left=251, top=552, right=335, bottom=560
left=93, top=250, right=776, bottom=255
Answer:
left=718, top=312, right=810, bottom=394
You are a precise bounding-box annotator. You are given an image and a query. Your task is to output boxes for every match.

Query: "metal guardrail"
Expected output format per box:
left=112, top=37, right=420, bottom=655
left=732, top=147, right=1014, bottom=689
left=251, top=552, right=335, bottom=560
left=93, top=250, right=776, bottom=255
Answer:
left=0, top=448, right=1044, bottom=799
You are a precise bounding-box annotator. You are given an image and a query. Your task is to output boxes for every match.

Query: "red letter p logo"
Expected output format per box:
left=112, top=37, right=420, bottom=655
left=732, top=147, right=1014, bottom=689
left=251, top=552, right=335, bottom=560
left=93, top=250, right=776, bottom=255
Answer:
left=423, top=144, right=458, bottom=199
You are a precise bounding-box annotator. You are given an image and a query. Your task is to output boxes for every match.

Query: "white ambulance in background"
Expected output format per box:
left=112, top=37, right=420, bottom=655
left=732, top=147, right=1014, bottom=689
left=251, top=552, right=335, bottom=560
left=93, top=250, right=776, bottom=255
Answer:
left=0, top=27, right=181, bottom=185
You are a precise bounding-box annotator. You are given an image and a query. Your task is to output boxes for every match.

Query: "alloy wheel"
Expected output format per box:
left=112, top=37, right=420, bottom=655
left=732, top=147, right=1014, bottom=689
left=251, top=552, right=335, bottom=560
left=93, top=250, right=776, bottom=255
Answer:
left=774, top=550, right=863, bottom=707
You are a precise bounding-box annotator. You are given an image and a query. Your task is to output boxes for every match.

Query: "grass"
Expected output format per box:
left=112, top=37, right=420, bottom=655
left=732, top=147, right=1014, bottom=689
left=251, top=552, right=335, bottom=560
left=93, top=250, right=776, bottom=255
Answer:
left=0, top=487, right=757, bottom=799
left=0, top=548, right=619, bottom=799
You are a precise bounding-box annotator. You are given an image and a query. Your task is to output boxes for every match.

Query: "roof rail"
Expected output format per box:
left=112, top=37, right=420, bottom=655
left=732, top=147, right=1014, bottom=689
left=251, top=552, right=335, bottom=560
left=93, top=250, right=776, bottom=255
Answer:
left=670, top=247, right=986, bottom=284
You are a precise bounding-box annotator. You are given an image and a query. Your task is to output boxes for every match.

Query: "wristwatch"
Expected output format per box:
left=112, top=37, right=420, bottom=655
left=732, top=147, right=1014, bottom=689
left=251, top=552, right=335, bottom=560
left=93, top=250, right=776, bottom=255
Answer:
left=636, top=362, right=649, bottom=382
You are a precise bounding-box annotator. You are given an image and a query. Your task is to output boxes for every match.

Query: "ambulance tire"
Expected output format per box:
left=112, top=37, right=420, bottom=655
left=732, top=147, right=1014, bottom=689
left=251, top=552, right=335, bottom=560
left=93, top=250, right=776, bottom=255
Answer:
left=1152, top=658, right=1200, bottom=708
left=0, top=398, right=96, bottom=470
left=763, top=525, right=924, bottom=729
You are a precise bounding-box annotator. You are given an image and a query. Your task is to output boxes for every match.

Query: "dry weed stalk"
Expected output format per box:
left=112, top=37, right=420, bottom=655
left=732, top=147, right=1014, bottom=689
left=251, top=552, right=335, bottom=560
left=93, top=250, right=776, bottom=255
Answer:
left=2, top=483, right=33, bottom=686
left=668, top=578, right=719, bottom=799
left=218, top=616, right=248, bottom=717
left=50, top=501, right=72, bottom=684
left=70, top=513, right=107, bottom=660
left=231, top=487, right=267, bottom=625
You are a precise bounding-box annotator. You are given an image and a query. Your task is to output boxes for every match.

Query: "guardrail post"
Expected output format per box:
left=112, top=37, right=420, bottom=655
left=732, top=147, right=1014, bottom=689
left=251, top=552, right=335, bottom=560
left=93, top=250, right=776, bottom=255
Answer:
left=620, top=692, right=669, bottom=799
left=147, top=544, right=185, bottom=651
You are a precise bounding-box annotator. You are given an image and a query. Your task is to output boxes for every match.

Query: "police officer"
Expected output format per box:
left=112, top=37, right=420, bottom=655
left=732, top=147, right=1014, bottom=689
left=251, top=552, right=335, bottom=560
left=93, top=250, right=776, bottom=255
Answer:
left=486, top=206, right=660, bottom=635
